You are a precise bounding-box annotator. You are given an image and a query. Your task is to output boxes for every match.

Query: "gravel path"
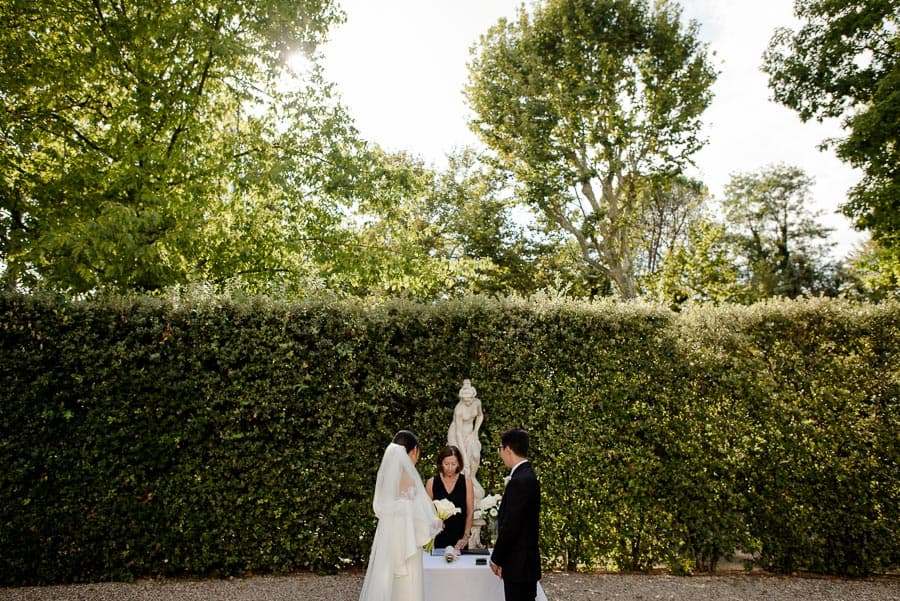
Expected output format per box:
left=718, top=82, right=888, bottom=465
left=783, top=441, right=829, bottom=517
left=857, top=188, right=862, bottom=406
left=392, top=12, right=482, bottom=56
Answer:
left=1, top=571, right=898, bottom=601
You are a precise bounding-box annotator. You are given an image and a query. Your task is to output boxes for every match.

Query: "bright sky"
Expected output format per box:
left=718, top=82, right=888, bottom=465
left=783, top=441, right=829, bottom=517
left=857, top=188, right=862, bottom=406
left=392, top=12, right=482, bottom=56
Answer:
left=320, top=0, right=867, bottom=259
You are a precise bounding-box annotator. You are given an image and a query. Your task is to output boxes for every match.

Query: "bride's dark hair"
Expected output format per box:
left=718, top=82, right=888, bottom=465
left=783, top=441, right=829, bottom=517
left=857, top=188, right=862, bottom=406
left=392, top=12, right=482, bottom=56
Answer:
left=392, top=430, right=419, bottom=453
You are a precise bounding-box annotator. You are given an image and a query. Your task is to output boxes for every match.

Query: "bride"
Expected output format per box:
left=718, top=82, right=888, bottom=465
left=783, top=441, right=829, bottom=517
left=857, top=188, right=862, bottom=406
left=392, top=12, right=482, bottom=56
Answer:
left=359, top=430, right=442, bottom=601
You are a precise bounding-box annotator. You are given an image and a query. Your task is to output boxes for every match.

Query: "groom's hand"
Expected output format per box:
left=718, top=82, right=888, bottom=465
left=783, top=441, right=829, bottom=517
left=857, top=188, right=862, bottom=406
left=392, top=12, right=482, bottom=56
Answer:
left=489, top=560, right=502, bottom=578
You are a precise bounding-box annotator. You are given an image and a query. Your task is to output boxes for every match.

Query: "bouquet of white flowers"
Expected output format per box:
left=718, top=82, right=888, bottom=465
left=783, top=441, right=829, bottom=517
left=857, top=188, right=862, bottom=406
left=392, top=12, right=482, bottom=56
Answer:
left=425, top=499, right=461, bottom=552
left=433, top=498, right=461, bottom=520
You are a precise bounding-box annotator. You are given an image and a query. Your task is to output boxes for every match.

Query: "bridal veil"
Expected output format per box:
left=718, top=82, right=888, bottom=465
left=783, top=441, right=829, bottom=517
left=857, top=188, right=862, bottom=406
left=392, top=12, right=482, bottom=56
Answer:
left=359, top=442, right=440, bottom=601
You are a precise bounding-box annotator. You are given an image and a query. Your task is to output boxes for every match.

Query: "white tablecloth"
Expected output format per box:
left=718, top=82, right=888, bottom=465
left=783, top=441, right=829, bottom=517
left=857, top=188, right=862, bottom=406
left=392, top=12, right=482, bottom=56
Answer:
left=423, top=551, right=548, bottom=601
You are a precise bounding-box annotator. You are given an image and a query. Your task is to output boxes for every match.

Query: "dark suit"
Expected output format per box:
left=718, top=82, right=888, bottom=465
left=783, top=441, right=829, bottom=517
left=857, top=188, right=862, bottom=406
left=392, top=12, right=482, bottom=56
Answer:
left=490, top=461, right=540, bottom=601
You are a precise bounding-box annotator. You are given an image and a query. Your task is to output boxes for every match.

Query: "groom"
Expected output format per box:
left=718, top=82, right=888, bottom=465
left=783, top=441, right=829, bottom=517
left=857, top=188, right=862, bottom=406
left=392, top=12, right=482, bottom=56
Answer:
left=489, top=429, right=540, bottom=601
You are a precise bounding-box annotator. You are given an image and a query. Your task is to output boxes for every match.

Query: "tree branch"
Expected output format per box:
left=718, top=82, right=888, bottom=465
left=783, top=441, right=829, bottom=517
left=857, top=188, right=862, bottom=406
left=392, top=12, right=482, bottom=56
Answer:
left=167, top=8, right=223, bottom=157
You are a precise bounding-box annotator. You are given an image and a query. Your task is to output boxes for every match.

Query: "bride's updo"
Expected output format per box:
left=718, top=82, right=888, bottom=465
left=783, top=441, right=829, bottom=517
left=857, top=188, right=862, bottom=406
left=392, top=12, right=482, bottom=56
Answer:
left=392, top=429, right=420, bottom=453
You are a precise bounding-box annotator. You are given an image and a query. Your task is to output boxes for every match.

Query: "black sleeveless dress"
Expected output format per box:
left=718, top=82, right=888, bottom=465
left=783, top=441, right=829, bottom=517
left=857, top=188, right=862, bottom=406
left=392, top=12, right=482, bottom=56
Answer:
left=433, top=473, right=467, bottom=549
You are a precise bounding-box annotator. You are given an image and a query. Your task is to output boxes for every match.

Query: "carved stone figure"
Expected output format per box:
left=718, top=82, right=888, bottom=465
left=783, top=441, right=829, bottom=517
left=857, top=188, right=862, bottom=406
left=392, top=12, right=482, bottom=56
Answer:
left=447, top=379, right=484, bottom=496
left=447, top=379, right=488, bottom=547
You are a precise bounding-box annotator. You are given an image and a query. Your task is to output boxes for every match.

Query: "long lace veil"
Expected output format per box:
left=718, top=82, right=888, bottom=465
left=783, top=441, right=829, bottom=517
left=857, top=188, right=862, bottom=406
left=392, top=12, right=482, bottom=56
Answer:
left=359, top=443, right=440, bottom=601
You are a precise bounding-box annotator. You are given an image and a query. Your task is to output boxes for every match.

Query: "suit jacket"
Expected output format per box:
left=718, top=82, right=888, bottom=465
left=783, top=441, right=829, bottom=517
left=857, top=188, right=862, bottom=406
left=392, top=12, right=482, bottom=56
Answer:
left=490, top=461, right=540, bottom=584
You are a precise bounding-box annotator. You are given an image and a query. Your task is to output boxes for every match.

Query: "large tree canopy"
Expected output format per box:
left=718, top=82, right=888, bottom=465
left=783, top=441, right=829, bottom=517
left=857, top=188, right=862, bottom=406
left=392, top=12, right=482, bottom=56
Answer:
left=723, top=164, right=835, bottom=300
left=0, top=0, right=362, bottom=294
left=465, top=0, right=716, bottom=299
left=763, top=0, right=900, bottom=252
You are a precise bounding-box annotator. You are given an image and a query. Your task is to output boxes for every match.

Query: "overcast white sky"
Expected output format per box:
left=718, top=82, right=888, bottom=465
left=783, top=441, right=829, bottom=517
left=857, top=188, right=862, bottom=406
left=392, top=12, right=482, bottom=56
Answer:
left=319, top=0, right=867, bottom=258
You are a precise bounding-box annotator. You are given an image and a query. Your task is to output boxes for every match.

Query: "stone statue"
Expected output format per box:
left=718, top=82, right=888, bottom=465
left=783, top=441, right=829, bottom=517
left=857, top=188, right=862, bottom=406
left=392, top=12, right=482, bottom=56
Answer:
left=447, top=379, right=488, bottom=547
left=447, top=379, right=484, bottom=498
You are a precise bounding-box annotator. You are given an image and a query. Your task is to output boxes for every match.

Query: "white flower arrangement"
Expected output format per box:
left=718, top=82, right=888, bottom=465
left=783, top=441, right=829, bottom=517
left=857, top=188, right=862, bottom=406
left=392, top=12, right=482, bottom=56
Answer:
left=477, top=493, right=502, bottom=521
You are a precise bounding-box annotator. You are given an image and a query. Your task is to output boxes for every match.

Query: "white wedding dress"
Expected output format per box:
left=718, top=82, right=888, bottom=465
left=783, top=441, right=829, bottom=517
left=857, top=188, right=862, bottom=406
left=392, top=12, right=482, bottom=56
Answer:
left=359, top=444, right=441, bottom=601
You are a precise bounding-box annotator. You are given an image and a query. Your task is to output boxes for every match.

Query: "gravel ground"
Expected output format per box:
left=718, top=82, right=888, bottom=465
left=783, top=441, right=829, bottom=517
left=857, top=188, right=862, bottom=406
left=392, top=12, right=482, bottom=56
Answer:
left=1, top=571, right=898, bottom=601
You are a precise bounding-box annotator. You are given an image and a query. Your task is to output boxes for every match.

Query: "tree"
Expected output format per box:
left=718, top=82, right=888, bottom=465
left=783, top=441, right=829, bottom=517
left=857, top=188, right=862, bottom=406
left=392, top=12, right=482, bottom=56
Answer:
left=839, top=239, right=900, bottom=301
left=635, top=178, right=744, bottom=306
left=0, top=0, right=357, bottom=294
left=314, top=148, right=485, bottom=300
left=634, top=176, right=707, bottom=279
left=427, top=148, right=606, bottom=298
left=763, top=0, right=900, bottom=252
left=424, top=149, right=551, bottom=297
left=465, top=0, right=716, bottom=299
left=336, top=147, right=581, bottom=300
left=722, top=164, right=835, bottom=300
left=646, top=219, right=744, bottom=307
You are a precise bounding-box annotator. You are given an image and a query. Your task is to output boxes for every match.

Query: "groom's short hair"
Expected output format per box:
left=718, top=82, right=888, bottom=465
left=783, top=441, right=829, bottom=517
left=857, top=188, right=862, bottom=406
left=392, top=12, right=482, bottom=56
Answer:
left=500, top=429, right=529, bottom=458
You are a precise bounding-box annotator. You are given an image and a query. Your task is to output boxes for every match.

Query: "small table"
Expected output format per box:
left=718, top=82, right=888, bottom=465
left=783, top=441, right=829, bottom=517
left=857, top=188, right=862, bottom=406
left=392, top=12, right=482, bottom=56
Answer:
left=423, top=551, right=548, bottom=601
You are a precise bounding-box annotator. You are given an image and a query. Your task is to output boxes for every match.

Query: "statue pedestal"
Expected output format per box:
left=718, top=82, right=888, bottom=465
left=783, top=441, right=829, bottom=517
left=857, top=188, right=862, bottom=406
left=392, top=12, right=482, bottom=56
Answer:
left=469, top=517, right=487, bottom=550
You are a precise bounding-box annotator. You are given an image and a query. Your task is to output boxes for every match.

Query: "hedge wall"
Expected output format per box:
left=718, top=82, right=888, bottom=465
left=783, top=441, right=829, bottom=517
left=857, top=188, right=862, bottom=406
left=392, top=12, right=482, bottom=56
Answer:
left=1, top=292, right=897, bottom=584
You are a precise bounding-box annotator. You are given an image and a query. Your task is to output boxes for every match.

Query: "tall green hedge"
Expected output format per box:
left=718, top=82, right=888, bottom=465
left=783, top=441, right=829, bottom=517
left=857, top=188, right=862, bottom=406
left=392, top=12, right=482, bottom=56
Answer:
left=1, top=292, right=897, bottom=584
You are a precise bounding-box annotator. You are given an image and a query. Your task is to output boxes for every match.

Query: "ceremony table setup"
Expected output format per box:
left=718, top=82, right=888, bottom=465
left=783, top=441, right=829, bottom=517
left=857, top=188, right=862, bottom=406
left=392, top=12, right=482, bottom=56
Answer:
left=418, top=381, right=547, bottom=601
left=423, top=551, right=548, bottom=601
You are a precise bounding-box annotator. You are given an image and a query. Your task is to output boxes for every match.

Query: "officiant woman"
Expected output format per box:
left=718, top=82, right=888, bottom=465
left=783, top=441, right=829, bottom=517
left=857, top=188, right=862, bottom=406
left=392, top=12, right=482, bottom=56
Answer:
left=426, top=445, right=474, bottom=553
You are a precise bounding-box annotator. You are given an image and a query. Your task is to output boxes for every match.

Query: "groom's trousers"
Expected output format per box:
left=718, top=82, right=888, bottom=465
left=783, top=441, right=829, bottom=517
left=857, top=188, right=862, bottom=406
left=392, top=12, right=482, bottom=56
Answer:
left=503, top=579, right=537, bottom=601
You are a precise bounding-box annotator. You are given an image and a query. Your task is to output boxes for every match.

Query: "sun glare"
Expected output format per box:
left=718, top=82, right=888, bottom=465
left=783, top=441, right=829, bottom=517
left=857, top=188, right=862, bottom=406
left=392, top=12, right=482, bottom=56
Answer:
left=285, top=50, right=314, bottom=76
left=275, top=50, right=316, bottom=94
